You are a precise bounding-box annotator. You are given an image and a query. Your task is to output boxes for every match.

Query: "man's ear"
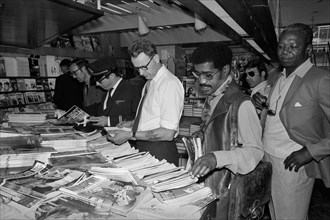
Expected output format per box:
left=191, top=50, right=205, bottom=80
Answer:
left=222, top=64, right=231, bottom=76
left=154, top=54, right=161, bottom=63
left=261, top=71, right=266, bottom=78
left=306, top=44, right=313, bottom=57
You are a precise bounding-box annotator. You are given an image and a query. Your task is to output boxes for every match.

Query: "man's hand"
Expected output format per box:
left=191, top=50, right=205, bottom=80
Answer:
left=284, top=146, right=314, bottom=172
left=116, top=120, right=134, bottom=128
left=252, top=92, right=268, bottom=110
left=107, top=130, right=131, bottom=145
left=189, top=153, right=217, bottom=178
left=191, top=130, right=204, bottom=143
left=89, top=116, right=108, bottom=127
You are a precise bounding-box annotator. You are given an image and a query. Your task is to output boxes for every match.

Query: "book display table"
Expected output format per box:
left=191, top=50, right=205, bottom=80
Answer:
left=0, top=122, right=215, bottom=220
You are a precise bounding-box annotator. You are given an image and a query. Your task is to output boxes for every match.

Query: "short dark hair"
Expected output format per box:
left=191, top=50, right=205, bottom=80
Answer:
left=191, top=42, right=232, bottom=70
left=245, top=59, right=268, bottom=79
left=128, top=39, right=157, bottom=58
left=60, top=59, right=72, bottom=68
left=282, top=23, right=313, bottom=46
left=71, top=58, right=89, bottom=69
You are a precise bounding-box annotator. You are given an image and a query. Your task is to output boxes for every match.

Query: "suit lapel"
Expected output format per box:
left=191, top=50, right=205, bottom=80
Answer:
left=281, top=76, right=303, bottom=109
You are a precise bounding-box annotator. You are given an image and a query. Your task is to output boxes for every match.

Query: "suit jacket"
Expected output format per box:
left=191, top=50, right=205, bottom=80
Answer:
left=97, top=80, right=142, bottom=126
left=268, top=65, right=330, bottom=187
left=53, top=73, right=84, bottom=111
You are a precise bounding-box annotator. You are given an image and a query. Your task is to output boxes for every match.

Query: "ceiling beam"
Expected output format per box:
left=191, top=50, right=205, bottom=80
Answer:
left=72, top=4, right=194, bottom=34
left=120, top=25, right=231, bottom=47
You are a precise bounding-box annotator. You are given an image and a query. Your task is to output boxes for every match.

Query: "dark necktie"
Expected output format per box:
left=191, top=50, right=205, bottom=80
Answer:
left=104, top=88, right=113, bottom=110
left=83, top=84, right=88, bottom=106
left=132, top=81, right=150, bottom=132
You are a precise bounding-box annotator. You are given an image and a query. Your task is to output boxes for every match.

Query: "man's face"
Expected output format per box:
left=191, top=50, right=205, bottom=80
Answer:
left=61, top=66, right=70, bottom=74
left=277, top=30, right=309, bottom=70
left=131, top=53, right=157, bottom=80
left=193, top=62, right=227, bottom=96
left=70, top=64, right=85, bottom=83
left=245, top=67, right=264, bottom=88
left=96, top=74, right=113, bottom=90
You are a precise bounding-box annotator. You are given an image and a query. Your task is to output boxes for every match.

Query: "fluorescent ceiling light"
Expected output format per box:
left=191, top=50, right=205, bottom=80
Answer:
left=101, top=6, right=122, bottom=15
left=137, top=1, right=150, bottom=8
left=246, top=39, right=270, bottom=60
left=199, top=0, right=248, bottom=37
left=105, top=3, right=132, bottom=14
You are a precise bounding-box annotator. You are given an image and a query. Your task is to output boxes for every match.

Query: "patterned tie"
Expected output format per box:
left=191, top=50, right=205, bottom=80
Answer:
left=201, top=94, right=216, bottom=126
left=132, top=81, right=150, bottom=132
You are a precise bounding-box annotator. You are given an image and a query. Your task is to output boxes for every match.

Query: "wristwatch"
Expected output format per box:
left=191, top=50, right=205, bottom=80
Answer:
left=131, top=131, right=137, bottom=140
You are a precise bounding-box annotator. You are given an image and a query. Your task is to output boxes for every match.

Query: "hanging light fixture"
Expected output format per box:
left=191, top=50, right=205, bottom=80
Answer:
left=194, top=13, right=207, bottom=34
left=138, top=15, right=149, bottom=36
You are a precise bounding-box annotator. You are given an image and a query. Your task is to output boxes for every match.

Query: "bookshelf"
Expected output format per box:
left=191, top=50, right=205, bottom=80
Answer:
left=0, top=76, right=56, bottom=109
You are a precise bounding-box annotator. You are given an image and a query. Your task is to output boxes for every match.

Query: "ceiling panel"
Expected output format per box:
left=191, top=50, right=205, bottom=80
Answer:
left=0, top=0, right=103, bottom=49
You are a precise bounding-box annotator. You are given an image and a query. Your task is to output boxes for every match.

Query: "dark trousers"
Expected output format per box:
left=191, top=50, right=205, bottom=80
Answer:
left=132, top=140, right=179, bottom=166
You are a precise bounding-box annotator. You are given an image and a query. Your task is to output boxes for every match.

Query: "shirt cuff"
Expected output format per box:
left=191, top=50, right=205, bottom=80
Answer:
left=213, top=150, right=238, bottom=174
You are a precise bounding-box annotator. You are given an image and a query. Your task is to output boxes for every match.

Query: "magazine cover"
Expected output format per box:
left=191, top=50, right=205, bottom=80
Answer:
left=81, top=35, right=93, bottom=52
left=0, top=78, right=11, bottom=92
left=8, top=93, right=19, bottom=106
left=58, top=105, right=90, bottom=123
left=60, top=175, right=152, bottom=216
left=0, top=56, right=6, bottom=77
left=28, top=57, right=40, bottom=77
left=16, top=78, right=26, bottom=91
left=47, top=78, right=56, bottom=90
left=9, top=78, right=18, bottom=91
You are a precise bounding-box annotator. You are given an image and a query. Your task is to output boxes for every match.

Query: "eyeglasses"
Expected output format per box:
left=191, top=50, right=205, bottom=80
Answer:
left=71, top=67, right=83, bottom=76
left=246, top=71, right=255, bottom=77
left=135, top=55, right=154, bottom=71
left=267, top=95, right=281, bottom=116
left=192, top=69, right=220, bottom=81
left=96, top=72, right=111, bottom=84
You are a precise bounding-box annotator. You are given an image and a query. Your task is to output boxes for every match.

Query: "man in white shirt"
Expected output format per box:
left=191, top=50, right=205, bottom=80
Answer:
left=107, top=39, right=184, bottom=166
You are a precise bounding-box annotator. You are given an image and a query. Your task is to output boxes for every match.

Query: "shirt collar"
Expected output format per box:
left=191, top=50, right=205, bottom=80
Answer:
left=112, top=78, right=122, bottom=92
left=152, top=64, right=166, bottom=83
left=283, top=59, right=313, bottom=78
left=212, top=75, right=233, bottom=97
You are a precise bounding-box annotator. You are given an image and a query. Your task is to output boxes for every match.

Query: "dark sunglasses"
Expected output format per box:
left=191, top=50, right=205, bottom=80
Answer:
left=246, top=71, right=255, bottom=77
left=135, top=55, right=154, bottom=71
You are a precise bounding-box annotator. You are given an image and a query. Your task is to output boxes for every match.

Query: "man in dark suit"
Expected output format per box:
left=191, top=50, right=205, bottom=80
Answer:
left=87, top=56, right=142, bottom=127
left=254, top=23, right=330, bottom=219
left=53, top=59, right=84, bottom=111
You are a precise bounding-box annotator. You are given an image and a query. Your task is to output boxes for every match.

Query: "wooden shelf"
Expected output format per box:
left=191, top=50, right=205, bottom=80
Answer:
left=0, top=46, right=105, bottom=59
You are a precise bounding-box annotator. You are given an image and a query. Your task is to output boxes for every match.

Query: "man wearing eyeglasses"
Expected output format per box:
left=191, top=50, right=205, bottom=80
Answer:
left=188, top=42, right=264, bottom=219
left=107, top=39, right=184, bottom=166
left=254, top=23, right=330, bottom=220
left=69, top=58, right=106, bottom=115
left=86, top=56, right=141, bottom=127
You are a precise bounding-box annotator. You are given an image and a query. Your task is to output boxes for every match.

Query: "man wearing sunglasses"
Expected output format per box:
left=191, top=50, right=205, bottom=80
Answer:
left=86, top=56, right=141, bottom=127
left=69, top=58, right=106, bottom=115
left=107, top=39, right=184, bottom=166
left=245, top=59, right=270, bottom=97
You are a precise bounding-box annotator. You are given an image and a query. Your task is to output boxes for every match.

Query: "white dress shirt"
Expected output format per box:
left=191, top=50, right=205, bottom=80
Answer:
left=263, top=59, right=313, bottom=158
left=137, top=65, right=184, bottom=135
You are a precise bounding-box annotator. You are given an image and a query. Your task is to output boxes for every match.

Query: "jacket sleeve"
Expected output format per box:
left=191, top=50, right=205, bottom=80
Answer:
left=305, top=73, right=330, bottom=161
left=213, top=100, right=264, bottom=174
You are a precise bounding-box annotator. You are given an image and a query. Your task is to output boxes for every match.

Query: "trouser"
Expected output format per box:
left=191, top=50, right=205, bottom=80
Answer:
left=265, top=153, right=315, bottom=220
left=133, top=140, right=179, bottom=166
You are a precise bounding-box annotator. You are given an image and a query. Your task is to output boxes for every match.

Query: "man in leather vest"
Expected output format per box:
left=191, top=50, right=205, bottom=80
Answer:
left=189, top=42, right=264, bottom=219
